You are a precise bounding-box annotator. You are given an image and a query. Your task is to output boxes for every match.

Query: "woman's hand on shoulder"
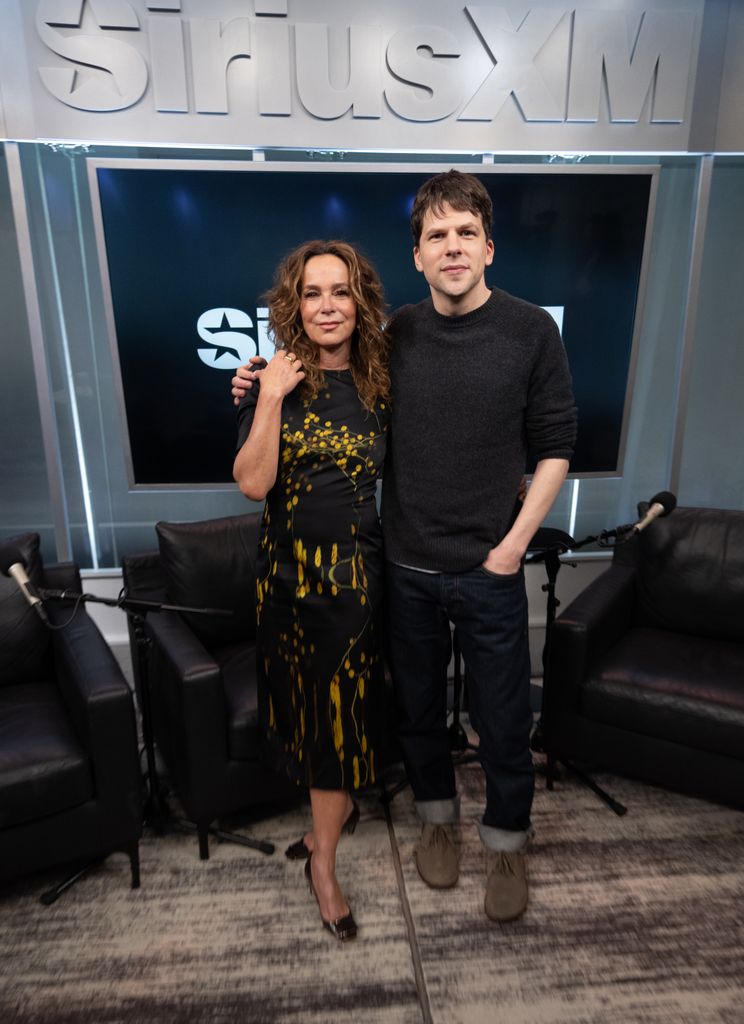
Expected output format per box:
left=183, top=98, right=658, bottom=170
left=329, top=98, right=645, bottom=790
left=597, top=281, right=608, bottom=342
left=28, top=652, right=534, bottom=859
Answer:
left=256, top=351, right=305, bottom=400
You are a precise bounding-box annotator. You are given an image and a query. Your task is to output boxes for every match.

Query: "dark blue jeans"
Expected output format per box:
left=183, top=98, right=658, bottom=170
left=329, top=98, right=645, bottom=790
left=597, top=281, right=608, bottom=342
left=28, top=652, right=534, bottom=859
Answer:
left=386, top=562, right=534, bottom=833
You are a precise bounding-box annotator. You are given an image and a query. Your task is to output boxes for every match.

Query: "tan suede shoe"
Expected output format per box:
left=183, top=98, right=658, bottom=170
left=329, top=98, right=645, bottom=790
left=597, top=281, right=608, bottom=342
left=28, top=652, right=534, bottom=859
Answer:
left=484, top=850, right=528, bottom=922
left=413, top=823, right=459, bottom=889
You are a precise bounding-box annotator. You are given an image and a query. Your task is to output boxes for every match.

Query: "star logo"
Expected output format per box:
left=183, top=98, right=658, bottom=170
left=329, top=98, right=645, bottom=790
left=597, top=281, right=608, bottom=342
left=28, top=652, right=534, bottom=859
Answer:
left=196, top=308, right=257, bottom=369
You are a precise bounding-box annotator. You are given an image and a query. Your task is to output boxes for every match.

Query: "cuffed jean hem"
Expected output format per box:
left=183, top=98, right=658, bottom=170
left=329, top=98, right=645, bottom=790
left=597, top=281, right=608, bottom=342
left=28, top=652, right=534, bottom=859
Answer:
left=477, top=820, right=532, bottom=853
left=415, top=796, right=461, bottom=825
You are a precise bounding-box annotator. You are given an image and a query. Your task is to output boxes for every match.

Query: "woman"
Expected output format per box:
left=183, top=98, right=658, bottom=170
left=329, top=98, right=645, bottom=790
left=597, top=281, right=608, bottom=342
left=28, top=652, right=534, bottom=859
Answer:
left=233, top=240, right=390, bottom=941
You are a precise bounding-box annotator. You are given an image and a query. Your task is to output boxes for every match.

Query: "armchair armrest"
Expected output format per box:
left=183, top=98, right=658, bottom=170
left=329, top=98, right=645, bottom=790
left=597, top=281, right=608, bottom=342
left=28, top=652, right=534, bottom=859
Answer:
left=49, top=603, right=141, bottom=813
left=121, top=551, right=166, bottom=601
left=146, top=610, right=230, bottom=767
left=43, top=561, right=82, bottom=592
left=545, top=564, right=636, bottom=711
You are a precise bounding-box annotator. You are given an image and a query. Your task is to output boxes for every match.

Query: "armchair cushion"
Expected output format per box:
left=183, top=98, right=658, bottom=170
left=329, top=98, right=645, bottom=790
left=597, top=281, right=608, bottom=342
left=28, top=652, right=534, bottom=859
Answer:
left=582, top=626, right=744, bottom=759
left=0, top=682, right=93, bottom=829
left=156, top=514, right=260, bottom=649
left=0, top=532, right=52, bottom=687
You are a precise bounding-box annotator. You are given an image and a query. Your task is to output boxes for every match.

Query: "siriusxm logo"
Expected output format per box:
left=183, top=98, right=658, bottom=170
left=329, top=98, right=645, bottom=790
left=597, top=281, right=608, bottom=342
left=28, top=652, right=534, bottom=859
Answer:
left=34, top=1, right=694, bottom=125
left=196, top=307, right=274, bottom=370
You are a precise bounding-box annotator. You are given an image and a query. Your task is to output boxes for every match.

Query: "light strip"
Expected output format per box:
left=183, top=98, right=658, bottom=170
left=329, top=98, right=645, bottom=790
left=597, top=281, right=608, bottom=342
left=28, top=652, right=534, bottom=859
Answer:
left=568, top=477, right=579, bottom=542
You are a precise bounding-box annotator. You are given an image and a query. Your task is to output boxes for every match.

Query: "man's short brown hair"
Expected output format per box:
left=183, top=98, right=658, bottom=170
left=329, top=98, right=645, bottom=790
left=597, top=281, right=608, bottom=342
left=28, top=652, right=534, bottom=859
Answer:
left=410, top=169, right=493, bottom=245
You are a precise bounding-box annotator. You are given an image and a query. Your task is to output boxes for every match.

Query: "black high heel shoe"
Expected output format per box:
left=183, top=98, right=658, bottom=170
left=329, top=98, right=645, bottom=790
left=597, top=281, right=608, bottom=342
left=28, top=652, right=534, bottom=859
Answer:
left=285, top=799, right=360, bottom=860
left=305, top=855, right=357, bottom=942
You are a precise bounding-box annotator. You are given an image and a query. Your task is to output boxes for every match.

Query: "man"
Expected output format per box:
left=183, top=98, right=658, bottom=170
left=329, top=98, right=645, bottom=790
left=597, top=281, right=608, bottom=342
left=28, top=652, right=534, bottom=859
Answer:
left=233, top=170, right=576, bottom=922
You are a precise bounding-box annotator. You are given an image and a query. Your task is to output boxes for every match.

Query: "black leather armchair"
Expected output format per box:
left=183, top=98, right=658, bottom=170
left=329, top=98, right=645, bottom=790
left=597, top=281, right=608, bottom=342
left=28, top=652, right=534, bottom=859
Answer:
left=542, top=506, right=744, bottom=809
left=0, top=533, right=142, bottom=901
left=121, top=513, right=298, bottom=859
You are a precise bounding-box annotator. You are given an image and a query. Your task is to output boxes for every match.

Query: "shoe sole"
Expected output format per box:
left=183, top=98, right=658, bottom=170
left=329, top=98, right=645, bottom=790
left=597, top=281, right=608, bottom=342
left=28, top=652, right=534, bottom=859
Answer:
left=484, top=901, right=528, bottom=923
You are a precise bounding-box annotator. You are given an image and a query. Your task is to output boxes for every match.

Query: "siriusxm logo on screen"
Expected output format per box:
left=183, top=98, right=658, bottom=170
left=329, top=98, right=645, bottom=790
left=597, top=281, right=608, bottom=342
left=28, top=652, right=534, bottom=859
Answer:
left=196, top=307, right=274, bottom=370
left=195, top=305, right=564, bottom=370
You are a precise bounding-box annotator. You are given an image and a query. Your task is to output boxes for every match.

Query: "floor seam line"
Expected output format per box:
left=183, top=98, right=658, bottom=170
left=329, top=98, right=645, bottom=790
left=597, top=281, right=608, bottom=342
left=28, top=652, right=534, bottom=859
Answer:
left=382, top=793, right=434, bottom=1024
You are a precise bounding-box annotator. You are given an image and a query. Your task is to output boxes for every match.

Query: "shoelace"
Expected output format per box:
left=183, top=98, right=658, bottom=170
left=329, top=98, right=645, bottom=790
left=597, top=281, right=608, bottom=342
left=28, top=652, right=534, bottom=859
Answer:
left=490, top=851, right=517, bottom=876
left=424, top=824, right=453, bottom=848
left=431, top=824, right=450, bottom=847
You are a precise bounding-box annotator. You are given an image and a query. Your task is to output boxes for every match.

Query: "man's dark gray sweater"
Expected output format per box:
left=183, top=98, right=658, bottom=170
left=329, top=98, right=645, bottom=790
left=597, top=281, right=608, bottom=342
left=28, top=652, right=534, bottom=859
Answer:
left=381, top=288, right=577, bottom=573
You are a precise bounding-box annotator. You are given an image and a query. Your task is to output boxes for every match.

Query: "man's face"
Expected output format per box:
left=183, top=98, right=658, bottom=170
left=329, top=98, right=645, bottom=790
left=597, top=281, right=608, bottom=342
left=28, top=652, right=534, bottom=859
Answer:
left=413, top=201, right=494, bottom=316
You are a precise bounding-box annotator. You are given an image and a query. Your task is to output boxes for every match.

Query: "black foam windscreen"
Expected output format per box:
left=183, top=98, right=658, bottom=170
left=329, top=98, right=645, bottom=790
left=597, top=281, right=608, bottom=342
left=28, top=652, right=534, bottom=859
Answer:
left=649, top=491, right=677, bottom=516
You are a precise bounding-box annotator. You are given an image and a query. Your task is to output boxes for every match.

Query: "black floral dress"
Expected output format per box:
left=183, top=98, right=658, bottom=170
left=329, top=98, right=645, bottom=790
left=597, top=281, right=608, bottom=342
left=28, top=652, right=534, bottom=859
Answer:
left=237, top=370, right=389, bottom=791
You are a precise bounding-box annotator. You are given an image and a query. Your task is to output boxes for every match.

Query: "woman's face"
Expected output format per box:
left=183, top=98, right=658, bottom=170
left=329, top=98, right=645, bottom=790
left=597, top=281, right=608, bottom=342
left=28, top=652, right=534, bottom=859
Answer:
left=299, top=254, right=357, bottom=364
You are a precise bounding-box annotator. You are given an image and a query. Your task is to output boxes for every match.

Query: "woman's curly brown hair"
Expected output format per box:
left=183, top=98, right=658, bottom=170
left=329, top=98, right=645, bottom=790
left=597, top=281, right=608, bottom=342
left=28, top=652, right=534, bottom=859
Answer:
left=264, top=240, right=390, bottom=411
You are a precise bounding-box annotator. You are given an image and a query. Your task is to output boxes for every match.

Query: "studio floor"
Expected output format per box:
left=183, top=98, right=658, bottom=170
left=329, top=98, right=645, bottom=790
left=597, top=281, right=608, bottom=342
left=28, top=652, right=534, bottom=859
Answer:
left=2, top=747, right=744, bottom=1024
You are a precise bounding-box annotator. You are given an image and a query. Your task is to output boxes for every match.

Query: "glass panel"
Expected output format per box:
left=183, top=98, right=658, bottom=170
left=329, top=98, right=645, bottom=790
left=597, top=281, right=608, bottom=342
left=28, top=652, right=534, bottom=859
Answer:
left=0, top=143, right=55, bottom=561
left=567, top=156, right=700, bottom=543
left=18, top=143, right=254, bottom=568
left=678, top=157, right=744, bottom=510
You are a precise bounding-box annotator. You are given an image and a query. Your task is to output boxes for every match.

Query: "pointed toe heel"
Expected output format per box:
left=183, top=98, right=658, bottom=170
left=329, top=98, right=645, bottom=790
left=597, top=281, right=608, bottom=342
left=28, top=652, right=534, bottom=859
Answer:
left=305, top=856, right=357, bottom=942
left=324, top=911, right=357, bottom=942
left=285, top=837, right=311, bottom=860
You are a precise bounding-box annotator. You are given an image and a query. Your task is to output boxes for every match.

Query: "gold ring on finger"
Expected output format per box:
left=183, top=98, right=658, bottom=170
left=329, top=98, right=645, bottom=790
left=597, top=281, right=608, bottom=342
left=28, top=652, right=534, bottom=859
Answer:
left=285, top=352, right=295, bottom=363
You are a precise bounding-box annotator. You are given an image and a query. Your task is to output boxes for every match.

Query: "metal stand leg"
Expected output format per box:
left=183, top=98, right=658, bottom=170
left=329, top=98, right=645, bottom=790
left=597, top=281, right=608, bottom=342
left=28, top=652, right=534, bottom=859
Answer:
left=39, top=841, right=143, bottom=905
left=379, top=773, right=410, bottom=806
left=129, top=612, right=172, bottom=829
left=128, top=843, right=141, bottom=888
left=40, top=860, right=103, bottom=905
left=560, top=759, right=628, bottom=815
left=39, top=841, right=142, bottom=905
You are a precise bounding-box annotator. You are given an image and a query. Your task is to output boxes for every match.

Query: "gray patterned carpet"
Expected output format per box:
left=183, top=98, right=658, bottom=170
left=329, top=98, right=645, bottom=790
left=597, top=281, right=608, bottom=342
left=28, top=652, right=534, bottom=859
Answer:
left=2, top=756, right=743, bottom=1024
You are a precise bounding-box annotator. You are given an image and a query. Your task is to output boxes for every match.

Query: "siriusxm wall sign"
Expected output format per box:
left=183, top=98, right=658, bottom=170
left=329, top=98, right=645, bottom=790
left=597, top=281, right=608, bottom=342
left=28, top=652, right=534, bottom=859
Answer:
left=5, top=0, right=703, bottom=151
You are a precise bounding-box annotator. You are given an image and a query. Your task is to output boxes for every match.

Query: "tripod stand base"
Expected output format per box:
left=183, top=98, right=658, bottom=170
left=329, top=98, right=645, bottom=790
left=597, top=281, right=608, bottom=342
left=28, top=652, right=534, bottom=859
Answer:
left=145, top=810, right=275, bottom=858
left=544, top=753, right=627, bottom=816
left=181, top=819, right=276, bottom=859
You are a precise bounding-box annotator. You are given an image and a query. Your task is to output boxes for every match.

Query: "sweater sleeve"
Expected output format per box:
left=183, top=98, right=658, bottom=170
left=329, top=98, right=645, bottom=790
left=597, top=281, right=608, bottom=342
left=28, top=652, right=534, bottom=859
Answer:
left=525, top=315, right=577, bottom=462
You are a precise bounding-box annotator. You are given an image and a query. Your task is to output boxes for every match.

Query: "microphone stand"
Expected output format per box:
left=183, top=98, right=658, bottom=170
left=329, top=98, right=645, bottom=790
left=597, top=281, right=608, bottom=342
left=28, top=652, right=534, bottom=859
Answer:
left=40, top=587, right=275, bottom=855
left=526, top=526, right=629, bottom=816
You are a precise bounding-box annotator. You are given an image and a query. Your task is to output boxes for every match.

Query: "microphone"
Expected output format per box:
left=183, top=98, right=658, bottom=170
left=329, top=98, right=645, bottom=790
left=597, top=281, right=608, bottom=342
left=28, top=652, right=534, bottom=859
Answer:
left=633, top=491, right=677, bottom=533
left=0, top=545, right=50, bottom=626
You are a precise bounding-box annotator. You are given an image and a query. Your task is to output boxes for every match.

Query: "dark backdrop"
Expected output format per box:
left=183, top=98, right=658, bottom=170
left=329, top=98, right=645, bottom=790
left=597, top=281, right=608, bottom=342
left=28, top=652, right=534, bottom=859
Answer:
left=94, top=164, right=652, bottom=485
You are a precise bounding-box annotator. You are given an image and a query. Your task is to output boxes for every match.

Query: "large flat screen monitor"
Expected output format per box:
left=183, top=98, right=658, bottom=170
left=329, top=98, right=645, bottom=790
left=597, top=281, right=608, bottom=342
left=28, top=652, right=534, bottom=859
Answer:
left=89, top=160, right=656, bottom=487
